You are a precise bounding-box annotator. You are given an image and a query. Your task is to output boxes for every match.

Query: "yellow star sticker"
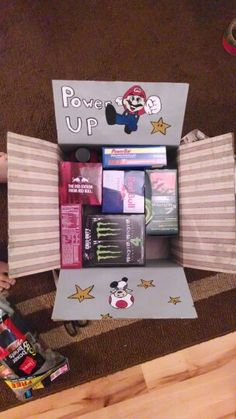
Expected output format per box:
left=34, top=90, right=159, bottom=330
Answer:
left=137, top=279, right=155, bottom=289
left=68, top=285, right=95, bottom=303
left=151, top=117, right=171, bottom=135
left=168, top=296, right=181, bottom=305
left=100, top=313, right=113, bottom=319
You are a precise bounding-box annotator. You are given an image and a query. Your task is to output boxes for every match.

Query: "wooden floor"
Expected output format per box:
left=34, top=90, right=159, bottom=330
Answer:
left=1, top=332, right=236, bottom=419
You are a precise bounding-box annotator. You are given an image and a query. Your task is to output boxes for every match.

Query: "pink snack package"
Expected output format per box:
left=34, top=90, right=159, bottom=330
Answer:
left=60, top=205, right=82, bottom=268
left=60, top=162, right=102, bottom=205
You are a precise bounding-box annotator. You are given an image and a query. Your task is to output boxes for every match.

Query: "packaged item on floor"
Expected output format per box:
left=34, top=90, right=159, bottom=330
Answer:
left=102, top=146, right=167, bottom=168
left=83, top=214, right=145, bottom=266
left=146, top=170, right=178, bottom=235
left=0, top=296, right=69, bottom=401
left=60, top=162, right=102, bottom=205
left=102, top=170, right=145, bottom=213
left=60, top=205, right=83, bottom=268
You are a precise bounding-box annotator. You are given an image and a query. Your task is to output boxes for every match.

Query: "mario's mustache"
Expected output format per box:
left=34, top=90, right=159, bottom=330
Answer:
left=127, top=100, right=143, bottom=108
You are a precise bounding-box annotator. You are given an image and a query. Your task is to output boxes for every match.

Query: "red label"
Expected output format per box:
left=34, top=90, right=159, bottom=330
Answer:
left=19, top=356, right=37, bottom=375
left=60, top=205, right=83, bottom=268
left=222, top=36, right=236, bottom=55
left=0, top=318, right=26, bottom=361
left=150, top=171, right=176, bottom=194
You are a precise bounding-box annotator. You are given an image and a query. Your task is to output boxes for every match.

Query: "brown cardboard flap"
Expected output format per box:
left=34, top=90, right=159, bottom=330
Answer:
left=7, top=132, right=60, bottom=278
left=172, top=133, right=236, bottom=274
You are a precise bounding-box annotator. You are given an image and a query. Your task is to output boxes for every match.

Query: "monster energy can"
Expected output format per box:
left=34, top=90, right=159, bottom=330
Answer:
left=83, top=214, right=145, bottom=266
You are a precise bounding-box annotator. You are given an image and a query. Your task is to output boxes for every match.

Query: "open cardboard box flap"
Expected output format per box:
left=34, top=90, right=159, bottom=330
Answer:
left=7, top=131, right=236, bottom=279
left=172, top=132, right=236, bottom=273
left=7, top=132, right=61, bottom=278
left=52, top=80, right=189, bottom=147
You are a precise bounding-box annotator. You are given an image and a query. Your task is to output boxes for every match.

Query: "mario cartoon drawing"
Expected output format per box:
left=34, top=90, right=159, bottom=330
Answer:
left=105, top=85, right=161, bottom=134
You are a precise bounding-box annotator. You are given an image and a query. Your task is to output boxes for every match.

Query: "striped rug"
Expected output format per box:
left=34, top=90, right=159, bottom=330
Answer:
left=0, top=134, right=236, bottom=410
left=0, top=268, right=235, bottom=412
left=1, top=133, right=236, bottom=411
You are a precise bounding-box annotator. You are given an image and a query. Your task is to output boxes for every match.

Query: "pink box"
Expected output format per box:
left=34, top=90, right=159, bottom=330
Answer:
left=60, top=205, right=82, bottom=268
left=60, top=162, right=102, bottom=206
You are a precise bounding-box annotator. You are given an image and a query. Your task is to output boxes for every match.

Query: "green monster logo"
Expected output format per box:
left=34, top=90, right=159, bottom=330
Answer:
left=96, top=221, right=121, bottom=239
left=130, top=237, right=142, bottom=247
left=96, top=244, right=121, bottom=261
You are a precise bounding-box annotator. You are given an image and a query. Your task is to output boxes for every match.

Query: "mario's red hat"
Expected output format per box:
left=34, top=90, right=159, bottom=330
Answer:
left=123, top=85, right=146, bottom=101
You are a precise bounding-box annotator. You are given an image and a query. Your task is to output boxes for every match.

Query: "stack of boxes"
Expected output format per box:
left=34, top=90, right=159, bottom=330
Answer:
left=59, top=146, right=178, bottom=270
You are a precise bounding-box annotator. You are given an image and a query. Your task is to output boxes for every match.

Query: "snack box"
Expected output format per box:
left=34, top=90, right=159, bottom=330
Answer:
left=102, top=170, right=145, bottom=213
left=102, top=146, right=167, bottom=168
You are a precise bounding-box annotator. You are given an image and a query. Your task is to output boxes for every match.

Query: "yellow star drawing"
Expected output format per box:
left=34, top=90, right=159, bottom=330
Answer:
left=137, top=279, right=155, bottom=289
left=168, top=296, right=181, bottom=305
left=100, top=313, right=113, bottom=319
left=68, top=285, right=95, bottom=303
left=151, top=118, right=171, bottom=135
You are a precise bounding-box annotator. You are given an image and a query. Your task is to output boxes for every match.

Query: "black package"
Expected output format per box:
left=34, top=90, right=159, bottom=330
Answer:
left=145, top=170, right=178, bottom=235
left=83, top=214, right=145, bottom=266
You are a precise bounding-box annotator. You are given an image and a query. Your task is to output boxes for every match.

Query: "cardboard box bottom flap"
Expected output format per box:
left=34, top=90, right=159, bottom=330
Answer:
left=52, top=262, right=197, bottom=320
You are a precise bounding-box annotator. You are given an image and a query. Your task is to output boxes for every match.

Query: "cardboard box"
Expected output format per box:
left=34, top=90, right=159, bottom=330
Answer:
left=6, top=81, right=236, bottom=320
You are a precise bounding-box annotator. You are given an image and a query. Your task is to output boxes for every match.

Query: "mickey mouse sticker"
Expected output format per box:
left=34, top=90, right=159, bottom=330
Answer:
left=105, top=85, right=161, bottom=134
left=109, top=277, right=134, bottom=309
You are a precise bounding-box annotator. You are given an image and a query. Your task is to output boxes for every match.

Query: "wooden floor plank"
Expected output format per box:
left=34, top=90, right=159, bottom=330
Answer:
left=80, top=353, right=236, bottom=419
left=1, top=365, right=147, bottom=419
left=1, top=332, right=236, bottom=419
left=142, top=331, right=236, bottom=391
